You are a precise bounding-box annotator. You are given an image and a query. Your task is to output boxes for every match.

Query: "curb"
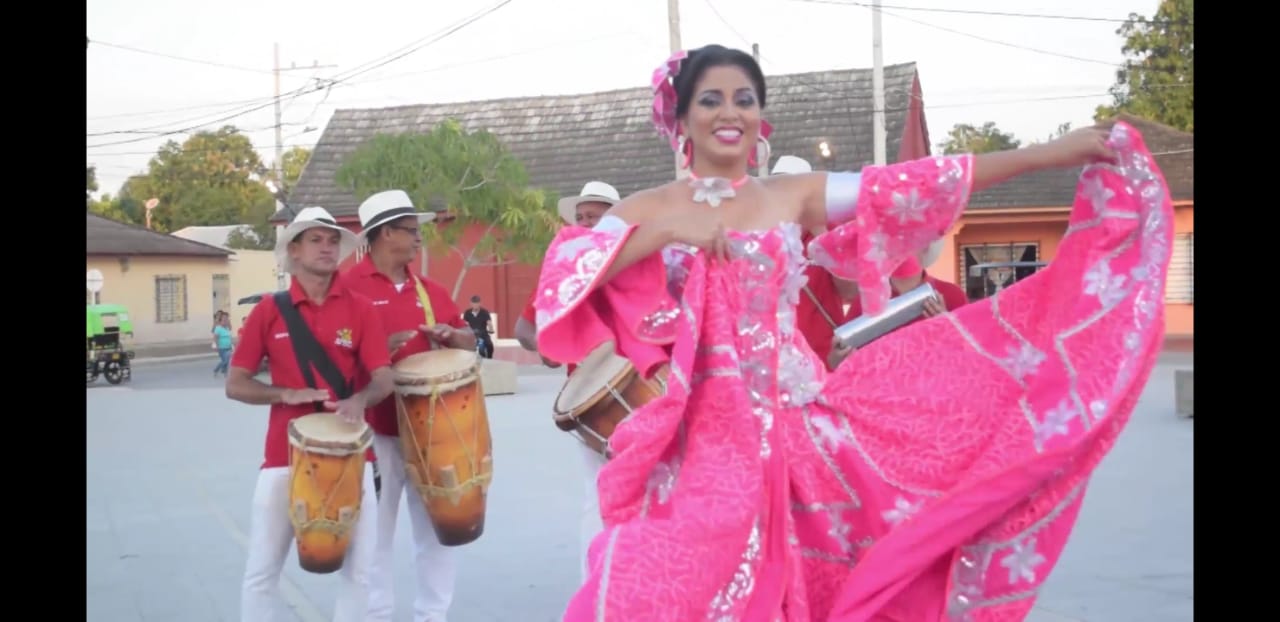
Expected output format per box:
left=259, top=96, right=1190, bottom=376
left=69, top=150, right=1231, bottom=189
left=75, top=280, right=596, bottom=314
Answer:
left=131, top=353, right=218, bottom=365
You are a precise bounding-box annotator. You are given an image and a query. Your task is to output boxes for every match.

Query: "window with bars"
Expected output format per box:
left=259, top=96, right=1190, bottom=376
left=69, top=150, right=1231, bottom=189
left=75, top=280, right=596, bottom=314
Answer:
left=155, top=275, right=188, bottom=323
left=1166, top=233, right=1193, bottom=303
left=959, top=242, right=1041, bottom=301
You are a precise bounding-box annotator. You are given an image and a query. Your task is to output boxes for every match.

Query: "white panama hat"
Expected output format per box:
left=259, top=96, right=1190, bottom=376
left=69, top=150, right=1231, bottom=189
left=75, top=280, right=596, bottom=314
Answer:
left=557, top=181, right=620, bottom=225
left=355, top=189, right=438, bottom=246
left=274, top=206, right=360, bottom=273
left=771, top=155, right=813, bottom=176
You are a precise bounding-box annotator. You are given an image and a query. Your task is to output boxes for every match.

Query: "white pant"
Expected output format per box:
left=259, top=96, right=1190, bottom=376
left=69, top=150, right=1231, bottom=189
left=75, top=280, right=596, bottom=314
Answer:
left=367, top=433, right=457, bottom=622
left=240, top=465, right=377, bottom=622
left=577, top=441, right=606, bottom=582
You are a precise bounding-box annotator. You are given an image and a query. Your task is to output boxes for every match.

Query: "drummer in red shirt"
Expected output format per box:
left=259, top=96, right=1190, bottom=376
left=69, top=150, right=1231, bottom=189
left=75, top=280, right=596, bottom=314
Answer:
left=513, top=180, right=618, bottom=582
left=827, top=241, right=969, bottom=369
left=343, top=190, right=475, bottom=622
left=225, top=206, right=394, bottom=622
left=770, top=155, right=857, bottom=370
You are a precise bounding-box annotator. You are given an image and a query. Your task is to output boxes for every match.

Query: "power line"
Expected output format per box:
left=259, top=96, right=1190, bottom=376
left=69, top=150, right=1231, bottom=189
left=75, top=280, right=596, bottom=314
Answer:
left=788, top=0, right=1190, bottom=26
left=85, top=0, right=515, bottom=148
left=88, top=38, right=280, bottom=76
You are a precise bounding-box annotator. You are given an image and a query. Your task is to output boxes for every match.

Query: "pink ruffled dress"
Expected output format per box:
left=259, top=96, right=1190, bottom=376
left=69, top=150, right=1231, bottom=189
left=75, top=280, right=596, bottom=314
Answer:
left=534, top=122, right=1173, bottom=621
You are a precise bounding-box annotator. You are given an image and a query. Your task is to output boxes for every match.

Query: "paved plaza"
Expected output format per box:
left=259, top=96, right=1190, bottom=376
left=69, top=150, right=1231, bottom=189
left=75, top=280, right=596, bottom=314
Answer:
left=87, top=354, right=1192, bottom=621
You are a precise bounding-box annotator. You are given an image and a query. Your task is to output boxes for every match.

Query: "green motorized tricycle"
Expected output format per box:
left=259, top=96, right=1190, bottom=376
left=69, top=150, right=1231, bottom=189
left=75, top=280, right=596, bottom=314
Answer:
left=87, top=304, right=135, bottom=385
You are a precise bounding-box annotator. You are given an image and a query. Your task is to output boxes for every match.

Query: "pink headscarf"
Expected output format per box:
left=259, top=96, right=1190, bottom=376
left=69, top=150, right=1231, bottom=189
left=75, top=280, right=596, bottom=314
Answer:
left=650, top=48, right=773, bottom=153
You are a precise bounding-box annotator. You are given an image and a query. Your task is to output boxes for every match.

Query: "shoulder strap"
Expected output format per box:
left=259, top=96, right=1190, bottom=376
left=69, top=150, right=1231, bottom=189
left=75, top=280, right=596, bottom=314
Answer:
left=272, top=291, right=352, bottom=402
left=409, top=272, right=438, bottom=326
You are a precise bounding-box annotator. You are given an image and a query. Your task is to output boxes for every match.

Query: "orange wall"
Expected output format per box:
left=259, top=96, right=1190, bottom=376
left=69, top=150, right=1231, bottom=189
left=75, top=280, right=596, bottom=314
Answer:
left=932, top=204, right=1194, bottom=337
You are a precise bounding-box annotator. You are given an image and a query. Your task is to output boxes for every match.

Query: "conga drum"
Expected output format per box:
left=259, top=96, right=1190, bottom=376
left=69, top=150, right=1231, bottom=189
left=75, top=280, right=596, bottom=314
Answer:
left=287, top=412, right=373, bottom=574
left=393, top=349, right=493, bottom=546
left=552, top=341, right=669, bottom=459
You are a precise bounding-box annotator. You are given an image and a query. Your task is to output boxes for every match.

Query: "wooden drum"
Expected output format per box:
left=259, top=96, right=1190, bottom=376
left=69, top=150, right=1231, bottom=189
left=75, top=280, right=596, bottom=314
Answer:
left=552, top=341, right=668, bottom=459
left=393, top=349, right=493, bottom=546
left=287, top=412, right=373, bottom=574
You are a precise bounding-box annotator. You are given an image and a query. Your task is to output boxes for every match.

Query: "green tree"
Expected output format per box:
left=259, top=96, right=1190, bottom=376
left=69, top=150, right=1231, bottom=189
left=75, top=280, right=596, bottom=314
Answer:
left=940, top=122, right=1021, bottom=154
left=336, top=120, right=561, bottom=299
left=113, top=126, right=276, bottom=235
left=1095, top=0, right=1193, bottom=132
left=87, top=165, right=99, bottom=201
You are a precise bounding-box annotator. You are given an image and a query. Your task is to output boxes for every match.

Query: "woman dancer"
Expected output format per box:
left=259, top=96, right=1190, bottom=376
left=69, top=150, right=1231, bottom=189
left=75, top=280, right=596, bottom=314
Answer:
left=534, top=44, right=1173, bottom=621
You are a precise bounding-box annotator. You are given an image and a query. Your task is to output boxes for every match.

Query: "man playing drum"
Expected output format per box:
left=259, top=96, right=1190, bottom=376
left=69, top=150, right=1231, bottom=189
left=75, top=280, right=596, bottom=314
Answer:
left=514, top=180, right=619, bottom=581
left=226, top=206, right=394, bottom=622
left=344, top=190, right=475, bottom=622
left=769, top=155, right=857, bottom=370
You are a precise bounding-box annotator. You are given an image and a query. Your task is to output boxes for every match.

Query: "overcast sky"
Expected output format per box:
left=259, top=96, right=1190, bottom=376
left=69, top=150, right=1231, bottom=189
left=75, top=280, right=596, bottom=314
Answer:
left=87, top=0, right=1161, bottom=196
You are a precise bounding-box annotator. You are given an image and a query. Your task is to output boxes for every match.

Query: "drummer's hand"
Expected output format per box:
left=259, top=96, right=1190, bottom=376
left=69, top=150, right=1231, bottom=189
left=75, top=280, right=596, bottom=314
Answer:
left=422, top=324, right=455, bottom=343
left=922, top=294, right=945, bottom=318
left=540, top=354, right=562, bottom=369
left=281, top=388, right=330, bottom=405
left=388, top=330, right=416, bottom=355
left=827, top=341, right=855, bottom=371
left=324, top=395, right=366, bottom=425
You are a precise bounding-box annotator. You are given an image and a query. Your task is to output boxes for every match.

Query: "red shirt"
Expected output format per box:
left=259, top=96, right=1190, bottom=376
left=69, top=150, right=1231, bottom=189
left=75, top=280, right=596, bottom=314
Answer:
left=797, top=232, right=850, bottom=370
left=231, top=273, right=392, bottom=469
left=344, top=256, right=467, bottom=436
left=844, top=271, right=969, bottom=335
left=521, top=289, right=577, bottom=375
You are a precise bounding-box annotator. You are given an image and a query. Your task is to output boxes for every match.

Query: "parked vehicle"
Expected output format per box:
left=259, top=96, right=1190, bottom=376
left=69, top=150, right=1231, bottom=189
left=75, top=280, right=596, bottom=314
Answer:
left=87, top=304, right=135, bottom=385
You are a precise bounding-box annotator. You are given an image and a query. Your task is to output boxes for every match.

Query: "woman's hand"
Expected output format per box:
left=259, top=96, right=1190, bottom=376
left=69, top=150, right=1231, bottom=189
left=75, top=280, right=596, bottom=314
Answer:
left=1039, top=126, right=1117, bottom=168
left=669, top=210, right=731, bottom=262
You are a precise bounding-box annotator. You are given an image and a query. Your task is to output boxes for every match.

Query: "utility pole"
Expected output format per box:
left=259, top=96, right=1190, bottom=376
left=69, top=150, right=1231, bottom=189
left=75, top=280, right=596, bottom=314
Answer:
left=272, top=43, right=337, bottom=185
left=752, top=43, right=768, bottom=178
left=667, top=0, right=682, bottom=53
left=668, top=0, right=689, bottom=179
left=871, top=0, right=886, bottom=165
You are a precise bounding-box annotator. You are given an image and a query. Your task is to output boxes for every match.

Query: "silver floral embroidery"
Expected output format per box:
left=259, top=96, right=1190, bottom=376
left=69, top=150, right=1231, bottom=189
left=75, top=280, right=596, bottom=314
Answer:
left=881, top=496, right=921, bottom=527
left=706, top=520, right=762, bottom=620
left=1082, top=261, right=1128, bottom=308
left=999, top=537, right=1047, bottom=585
left=888, top=187, right=932, bottom=224
left=1002, top=343, right=1046, bottom=381
left=1036, top=399, right=1079, bottom=445
left=1083, top=174, right=1115, bottom=215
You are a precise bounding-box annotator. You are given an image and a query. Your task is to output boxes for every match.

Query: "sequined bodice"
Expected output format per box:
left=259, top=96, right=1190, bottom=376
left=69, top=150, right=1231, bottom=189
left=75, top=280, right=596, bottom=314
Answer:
left=659, top=221, right=825, bottom=411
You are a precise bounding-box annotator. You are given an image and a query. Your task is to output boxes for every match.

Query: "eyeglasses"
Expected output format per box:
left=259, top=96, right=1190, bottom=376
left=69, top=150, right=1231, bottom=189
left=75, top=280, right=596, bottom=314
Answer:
left=388, top=224, right=421, bottom=237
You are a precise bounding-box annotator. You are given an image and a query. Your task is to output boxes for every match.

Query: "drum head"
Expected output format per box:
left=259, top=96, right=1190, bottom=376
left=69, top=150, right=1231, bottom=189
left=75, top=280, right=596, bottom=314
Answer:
left=554, top=342, right=633, bottom=416
left=289, top=412, right=371, bottom=453
left=394, top=349, right=479, bottom=384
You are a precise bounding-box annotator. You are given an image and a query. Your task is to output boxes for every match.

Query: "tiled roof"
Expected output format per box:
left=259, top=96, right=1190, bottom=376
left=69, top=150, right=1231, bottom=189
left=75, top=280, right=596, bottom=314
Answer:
left=279, top=63, right=923, bottom=221
left=87, top=213, right=233, bottom=257
left=968, top=114, right=1193, bottom=210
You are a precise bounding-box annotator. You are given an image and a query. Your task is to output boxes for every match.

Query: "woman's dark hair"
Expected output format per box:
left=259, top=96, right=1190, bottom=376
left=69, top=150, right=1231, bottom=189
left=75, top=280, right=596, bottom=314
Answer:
left=673, top=44, right=767, bottom=119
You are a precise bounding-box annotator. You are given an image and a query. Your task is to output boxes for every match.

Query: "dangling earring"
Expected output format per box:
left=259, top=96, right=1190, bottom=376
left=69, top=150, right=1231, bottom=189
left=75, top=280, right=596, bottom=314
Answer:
left=681, top=137, right=694, bottom=169
left=752, top=136, right=772, bottom=172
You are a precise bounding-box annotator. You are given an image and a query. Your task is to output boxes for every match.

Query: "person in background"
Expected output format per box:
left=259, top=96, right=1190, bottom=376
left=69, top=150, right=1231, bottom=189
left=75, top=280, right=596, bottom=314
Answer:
left=225, top=206, right=391, bottom=622
left=827, top=241, right=969, bottom=370
left=343, top=189, right=474, bottom=622
left=462, top=295, right=496, bottom=358
left=512, top=179, right=620, bottom=582
left=212, top=311, right=234, bottom=376
left=769, top=155, right=857, bottom=370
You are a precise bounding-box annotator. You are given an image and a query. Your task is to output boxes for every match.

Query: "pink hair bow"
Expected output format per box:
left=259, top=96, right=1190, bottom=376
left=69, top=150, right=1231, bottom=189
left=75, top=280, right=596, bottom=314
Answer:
left=651, top=50, right=688, bottom=151
left=650, top=49, right=773, bottom=151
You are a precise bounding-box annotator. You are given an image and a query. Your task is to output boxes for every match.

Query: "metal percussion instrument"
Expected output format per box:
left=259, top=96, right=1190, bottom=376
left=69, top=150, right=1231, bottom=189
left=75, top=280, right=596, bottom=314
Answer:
left=834, top=282, right=938, bottom=349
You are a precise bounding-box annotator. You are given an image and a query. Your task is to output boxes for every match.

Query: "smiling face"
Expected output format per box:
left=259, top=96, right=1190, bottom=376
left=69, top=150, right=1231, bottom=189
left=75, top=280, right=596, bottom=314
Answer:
left=679, top=64, right=763, bottom=170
